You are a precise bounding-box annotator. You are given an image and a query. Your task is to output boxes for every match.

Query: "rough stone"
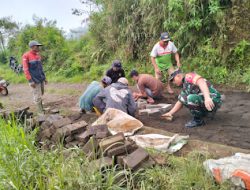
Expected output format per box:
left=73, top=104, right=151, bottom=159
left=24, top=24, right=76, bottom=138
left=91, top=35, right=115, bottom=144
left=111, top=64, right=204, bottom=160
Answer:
left=52, top=117, right=72, bottom=128
left=158, top=104, right=172, bottom=113
left=147, top=108, right=161, bottom=116
left=145, top=104, right=162, bottom=109
left=116, top=155, right=126, bottom=166
left=88, top=124, right=110, bottom=139
left=65, top=140, right=79, bottom=148
left=46, top=114, right=63, bottom=124
left=70, top=120, right=88, bottom=134
left=82, top=137, right=99, bottom=159
left=74, top=130, right=94, bottom=143
left=36, top=115, right=47, bottom=125
left=138, top=109, right=149, bottom=116
left=122, top=147, right=149, bottom=170
left=52, top=125, right=72, bottom=141
left=106, top=141, right=137, bottom=157
left=99, top=133, right=125, bottom=152
left=90, top=157, right=114, bottom=170
left=65, top=135, right=75, bottom=143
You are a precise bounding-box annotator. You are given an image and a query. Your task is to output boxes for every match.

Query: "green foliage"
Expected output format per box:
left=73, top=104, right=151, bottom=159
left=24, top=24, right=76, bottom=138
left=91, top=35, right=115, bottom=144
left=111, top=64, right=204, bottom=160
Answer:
left=80, top=0, right=250, bottom=86
left=4, top=1, right=250, bottom=86
left=8, top=18, right=69, bottom=72
left=135, top=151, right=230, bottom=190
left=0, top=64, right=26, bottom=84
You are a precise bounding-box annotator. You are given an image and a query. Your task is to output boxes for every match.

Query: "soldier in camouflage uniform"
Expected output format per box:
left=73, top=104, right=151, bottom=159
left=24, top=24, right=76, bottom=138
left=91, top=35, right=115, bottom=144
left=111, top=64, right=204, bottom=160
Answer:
left=162, top=69, right=222, bottom=128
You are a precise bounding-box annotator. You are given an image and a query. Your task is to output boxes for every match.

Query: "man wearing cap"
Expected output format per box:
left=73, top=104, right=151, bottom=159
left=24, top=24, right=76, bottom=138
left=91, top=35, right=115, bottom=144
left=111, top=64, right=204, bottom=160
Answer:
left=106, top=60, right=125, bottom=83
left=22, top=40, right=47, bottom=114
left=93, top=77, right=137, bottom=116
left=150, top=32, right=181, bottom=94
left=162, top=69, right=222, bottom=128
left=78, top=76, right=112, bottom=113
left=130, top=70, right=164, bottom=104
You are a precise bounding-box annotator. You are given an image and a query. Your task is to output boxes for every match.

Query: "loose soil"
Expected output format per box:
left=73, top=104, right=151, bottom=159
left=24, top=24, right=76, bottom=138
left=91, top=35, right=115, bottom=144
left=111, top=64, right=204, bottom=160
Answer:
left=1, top=83, right=250, bottom=149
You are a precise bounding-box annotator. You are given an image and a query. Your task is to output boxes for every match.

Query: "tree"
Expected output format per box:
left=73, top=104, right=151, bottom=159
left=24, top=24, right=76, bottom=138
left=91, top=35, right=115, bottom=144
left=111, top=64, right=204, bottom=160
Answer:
left=0, top=17, right=18, bottom=52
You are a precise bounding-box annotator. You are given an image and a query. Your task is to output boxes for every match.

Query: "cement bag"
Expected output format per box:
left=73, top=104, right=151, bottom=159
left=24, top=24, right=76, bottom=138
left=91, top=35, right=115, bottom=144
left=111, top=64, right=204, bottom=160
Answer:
left=92, top=108, right=143, bottom=136
left=129, top=134, right=189, bottom=153
left=203, top=153, right=250, bottom=190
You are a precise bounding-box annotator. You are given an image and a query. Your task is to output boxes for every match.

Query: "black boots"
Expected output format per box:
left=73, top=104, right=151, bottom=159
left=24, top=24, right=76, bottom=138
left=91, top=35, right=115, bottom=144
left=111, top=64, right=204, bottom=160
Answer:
left=185, top=117, right=205, bottom=128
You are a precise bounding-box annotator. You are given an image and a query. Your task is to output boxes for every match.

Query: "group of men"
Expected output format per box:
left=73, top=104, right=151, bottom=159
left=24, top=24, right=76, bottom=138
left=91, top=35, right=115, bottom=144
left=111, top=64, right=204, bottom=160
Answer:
left=22, top=32, right=222, bottom=128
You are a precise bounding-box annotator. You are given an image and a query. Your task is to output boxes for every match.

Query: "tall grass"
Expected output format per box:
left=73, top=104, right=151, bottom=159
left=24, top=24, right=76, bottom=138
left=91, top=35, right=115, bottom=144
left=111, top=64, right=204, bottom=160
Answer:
left=0, top=117, right=231, bottom=189
left=0, top=117, right=132, bottom=189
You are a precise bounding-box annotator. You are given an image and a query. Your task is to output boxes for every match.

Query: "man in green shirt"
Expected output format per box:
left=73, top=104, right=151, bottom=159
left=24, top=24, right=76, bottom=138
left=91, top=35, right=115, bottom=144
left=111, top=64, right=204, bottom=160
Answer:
left=150, top=32, right=181, bottom=94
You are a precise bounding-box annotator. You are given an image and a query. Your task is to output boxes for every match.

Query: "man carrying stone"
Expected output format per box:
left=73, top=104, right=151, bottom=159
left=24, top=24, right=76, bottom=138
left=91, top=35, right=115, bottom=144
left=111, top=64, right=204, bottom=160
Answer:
left=130, top=69, right=164, bottom=104
left=162, top=69, right=222, bottom=128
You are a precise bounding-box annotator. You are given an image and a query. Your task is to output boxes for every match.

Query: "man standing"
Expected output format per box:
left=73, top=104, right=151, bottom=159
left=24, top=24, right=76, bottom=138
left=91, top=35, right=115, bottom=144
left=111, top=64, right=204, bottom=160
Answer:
left=106, top=60, right=125, bottom=83
left=150, top=32, right=181, bottom=94
left=93, top=77, right=137, bottom=116
left=162, top=69, right=222, bottom=128
left=130, top=70, right=164, bottom=104
left=22, top=40, right=47, bottom=114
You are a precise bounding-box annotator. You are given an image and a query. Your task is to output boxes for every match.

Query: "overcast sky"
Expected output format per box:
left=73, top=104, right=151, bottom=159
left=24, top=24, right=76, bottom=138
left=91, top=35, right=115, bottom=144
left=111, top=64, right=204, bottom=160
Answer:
left=0, top=0, right=88, bottom=32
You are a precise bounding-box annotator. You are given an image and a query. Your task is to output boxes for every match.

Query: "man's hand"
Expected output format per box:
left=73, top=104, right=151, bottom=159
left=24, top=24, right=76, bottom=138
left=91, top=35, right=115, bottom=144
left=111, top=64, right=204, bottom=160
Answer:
left=29, top=82, right=36, bottom=88
left=204, top=97, right=215, bottom=111
left=45, top=80, right=48, bottom=85
left=133, top=92, right=141, bottom=100
left=147, top=97, right=154, bottom=104
left=177, top=61, right=181, bottom=68
left=155, top=68, right=161, bottom=75
left=161, top=112, right=173, bottom=121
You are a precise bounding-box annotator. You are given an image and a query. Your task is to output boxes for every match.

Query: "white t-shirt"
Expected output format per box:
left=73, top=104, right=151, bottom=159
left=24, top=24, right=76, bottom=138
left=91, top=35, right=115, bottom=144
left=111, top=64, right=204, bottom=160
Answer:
left=150, top=41, right=177, bottom=57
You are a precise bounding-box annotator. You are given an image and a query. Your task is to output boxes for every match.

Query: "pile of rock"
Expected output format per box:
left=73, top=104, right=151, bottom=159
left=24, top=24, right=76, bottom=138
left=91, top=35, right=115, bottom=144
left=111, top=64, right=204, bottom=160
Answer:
left=36, top=113, right=156, bottom=171
left=0, top=106, right=33, bottom=121
left=137, top=99, right=172, bottom=116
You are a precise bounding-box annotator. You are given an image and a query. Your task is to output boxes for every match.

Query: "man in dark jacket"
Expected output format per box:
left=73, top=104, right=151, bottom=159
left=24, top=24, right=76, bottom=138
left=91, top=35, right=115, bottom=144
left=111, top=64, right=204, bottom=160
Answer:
left=106, top=60, right=125, bottom=83
left=93, top=77, right=137, bottom=116
left=22, top=40, right=47, bottom=114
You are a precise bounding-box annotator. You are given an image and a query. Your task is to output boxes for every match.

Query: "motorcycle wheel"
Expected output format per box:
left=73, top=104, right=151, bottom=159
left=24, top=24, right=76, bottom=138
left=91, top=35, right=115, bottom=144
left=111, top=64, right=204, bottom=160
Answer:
left=0, top=87, right=8, bottom=96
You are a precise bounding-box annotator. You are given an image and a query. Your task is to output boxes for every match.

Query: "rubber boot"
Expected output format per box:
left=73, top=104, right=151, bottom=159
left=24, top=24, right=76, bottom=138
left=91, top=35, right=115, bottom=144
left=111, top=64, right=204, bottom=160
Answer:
left=185, top=117, right=205, bottom=128
left=37, top=101, right=45, bottom=115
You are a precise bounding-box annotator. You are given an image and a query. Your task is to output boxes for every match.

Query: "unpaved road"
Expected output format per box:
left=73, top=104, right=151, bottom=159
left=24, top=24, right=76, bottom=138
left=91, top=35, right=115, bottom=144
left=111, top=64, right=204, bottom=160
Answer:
left=1, top=83, right=250, bottom=149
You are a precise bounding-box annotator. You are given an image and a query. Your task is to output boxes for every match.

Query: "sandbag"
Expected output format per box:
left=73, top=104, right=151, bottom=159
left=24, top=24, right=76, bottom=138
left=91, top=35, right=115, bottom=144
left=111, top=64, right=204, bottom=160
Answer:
left=92, top=108, right=143, bottom=136
left=203, top=153, right=250, bottom=189
left=129, top=133, right=189, bottom=153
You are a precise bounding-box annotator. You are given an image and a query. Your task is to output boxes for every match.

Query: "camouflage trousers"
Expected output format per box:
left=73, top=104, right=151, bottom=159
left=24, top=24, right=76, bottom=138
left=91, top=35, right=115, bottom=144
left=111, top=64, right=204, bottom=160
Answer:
left=178, top=92, right=222, bottom=118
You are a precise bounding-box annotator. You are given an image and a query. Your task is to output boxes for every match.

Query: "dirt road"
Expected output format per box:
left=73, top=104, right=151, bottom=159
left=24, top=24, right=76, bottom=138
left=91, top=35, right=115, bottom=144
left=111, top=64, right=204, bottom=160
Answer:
left=1, top=83, right=250, bottom=149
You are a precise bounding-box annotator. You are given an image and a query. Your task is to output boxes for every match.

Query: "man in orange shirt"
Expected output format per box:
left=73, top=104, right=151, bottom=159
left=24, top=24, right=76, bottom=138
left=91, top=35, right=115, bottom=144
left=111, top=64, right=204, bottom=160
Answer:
left=22, top=40, right=47, bottom=114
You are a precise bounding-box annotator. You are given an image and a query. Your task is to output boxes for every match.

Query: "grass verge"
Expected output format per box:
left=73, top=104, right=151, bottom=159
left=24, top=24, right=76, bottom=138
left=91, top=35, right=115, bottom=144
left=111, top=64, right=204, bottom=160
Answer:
left=0, top=117, right=231, bottom=189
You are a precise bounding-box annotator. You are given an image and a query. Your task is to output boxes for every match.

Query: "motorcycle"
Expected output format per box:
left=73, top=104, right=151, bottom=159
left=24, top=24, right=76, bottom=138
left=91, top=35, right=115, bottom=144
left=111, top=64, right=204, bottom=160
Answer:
left=0, top=79, right=9, bottom=96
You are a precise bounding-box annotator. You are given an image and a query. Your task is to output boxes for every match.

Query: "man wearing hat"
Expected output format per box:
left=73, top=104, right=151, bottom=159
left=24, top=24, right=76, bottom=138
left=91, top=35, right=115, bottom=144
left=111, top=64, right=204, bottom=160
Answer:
left=78, top=76, right=112, bottom=113
left=106, top=60, right=125, bottom=83
left=93, top=77, right=137, bottom=116
left=22, top=40, right=47, bottom=114
left=162, top=69, right=222, bottom=128
left=150, top=32, right=181, bottom=94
